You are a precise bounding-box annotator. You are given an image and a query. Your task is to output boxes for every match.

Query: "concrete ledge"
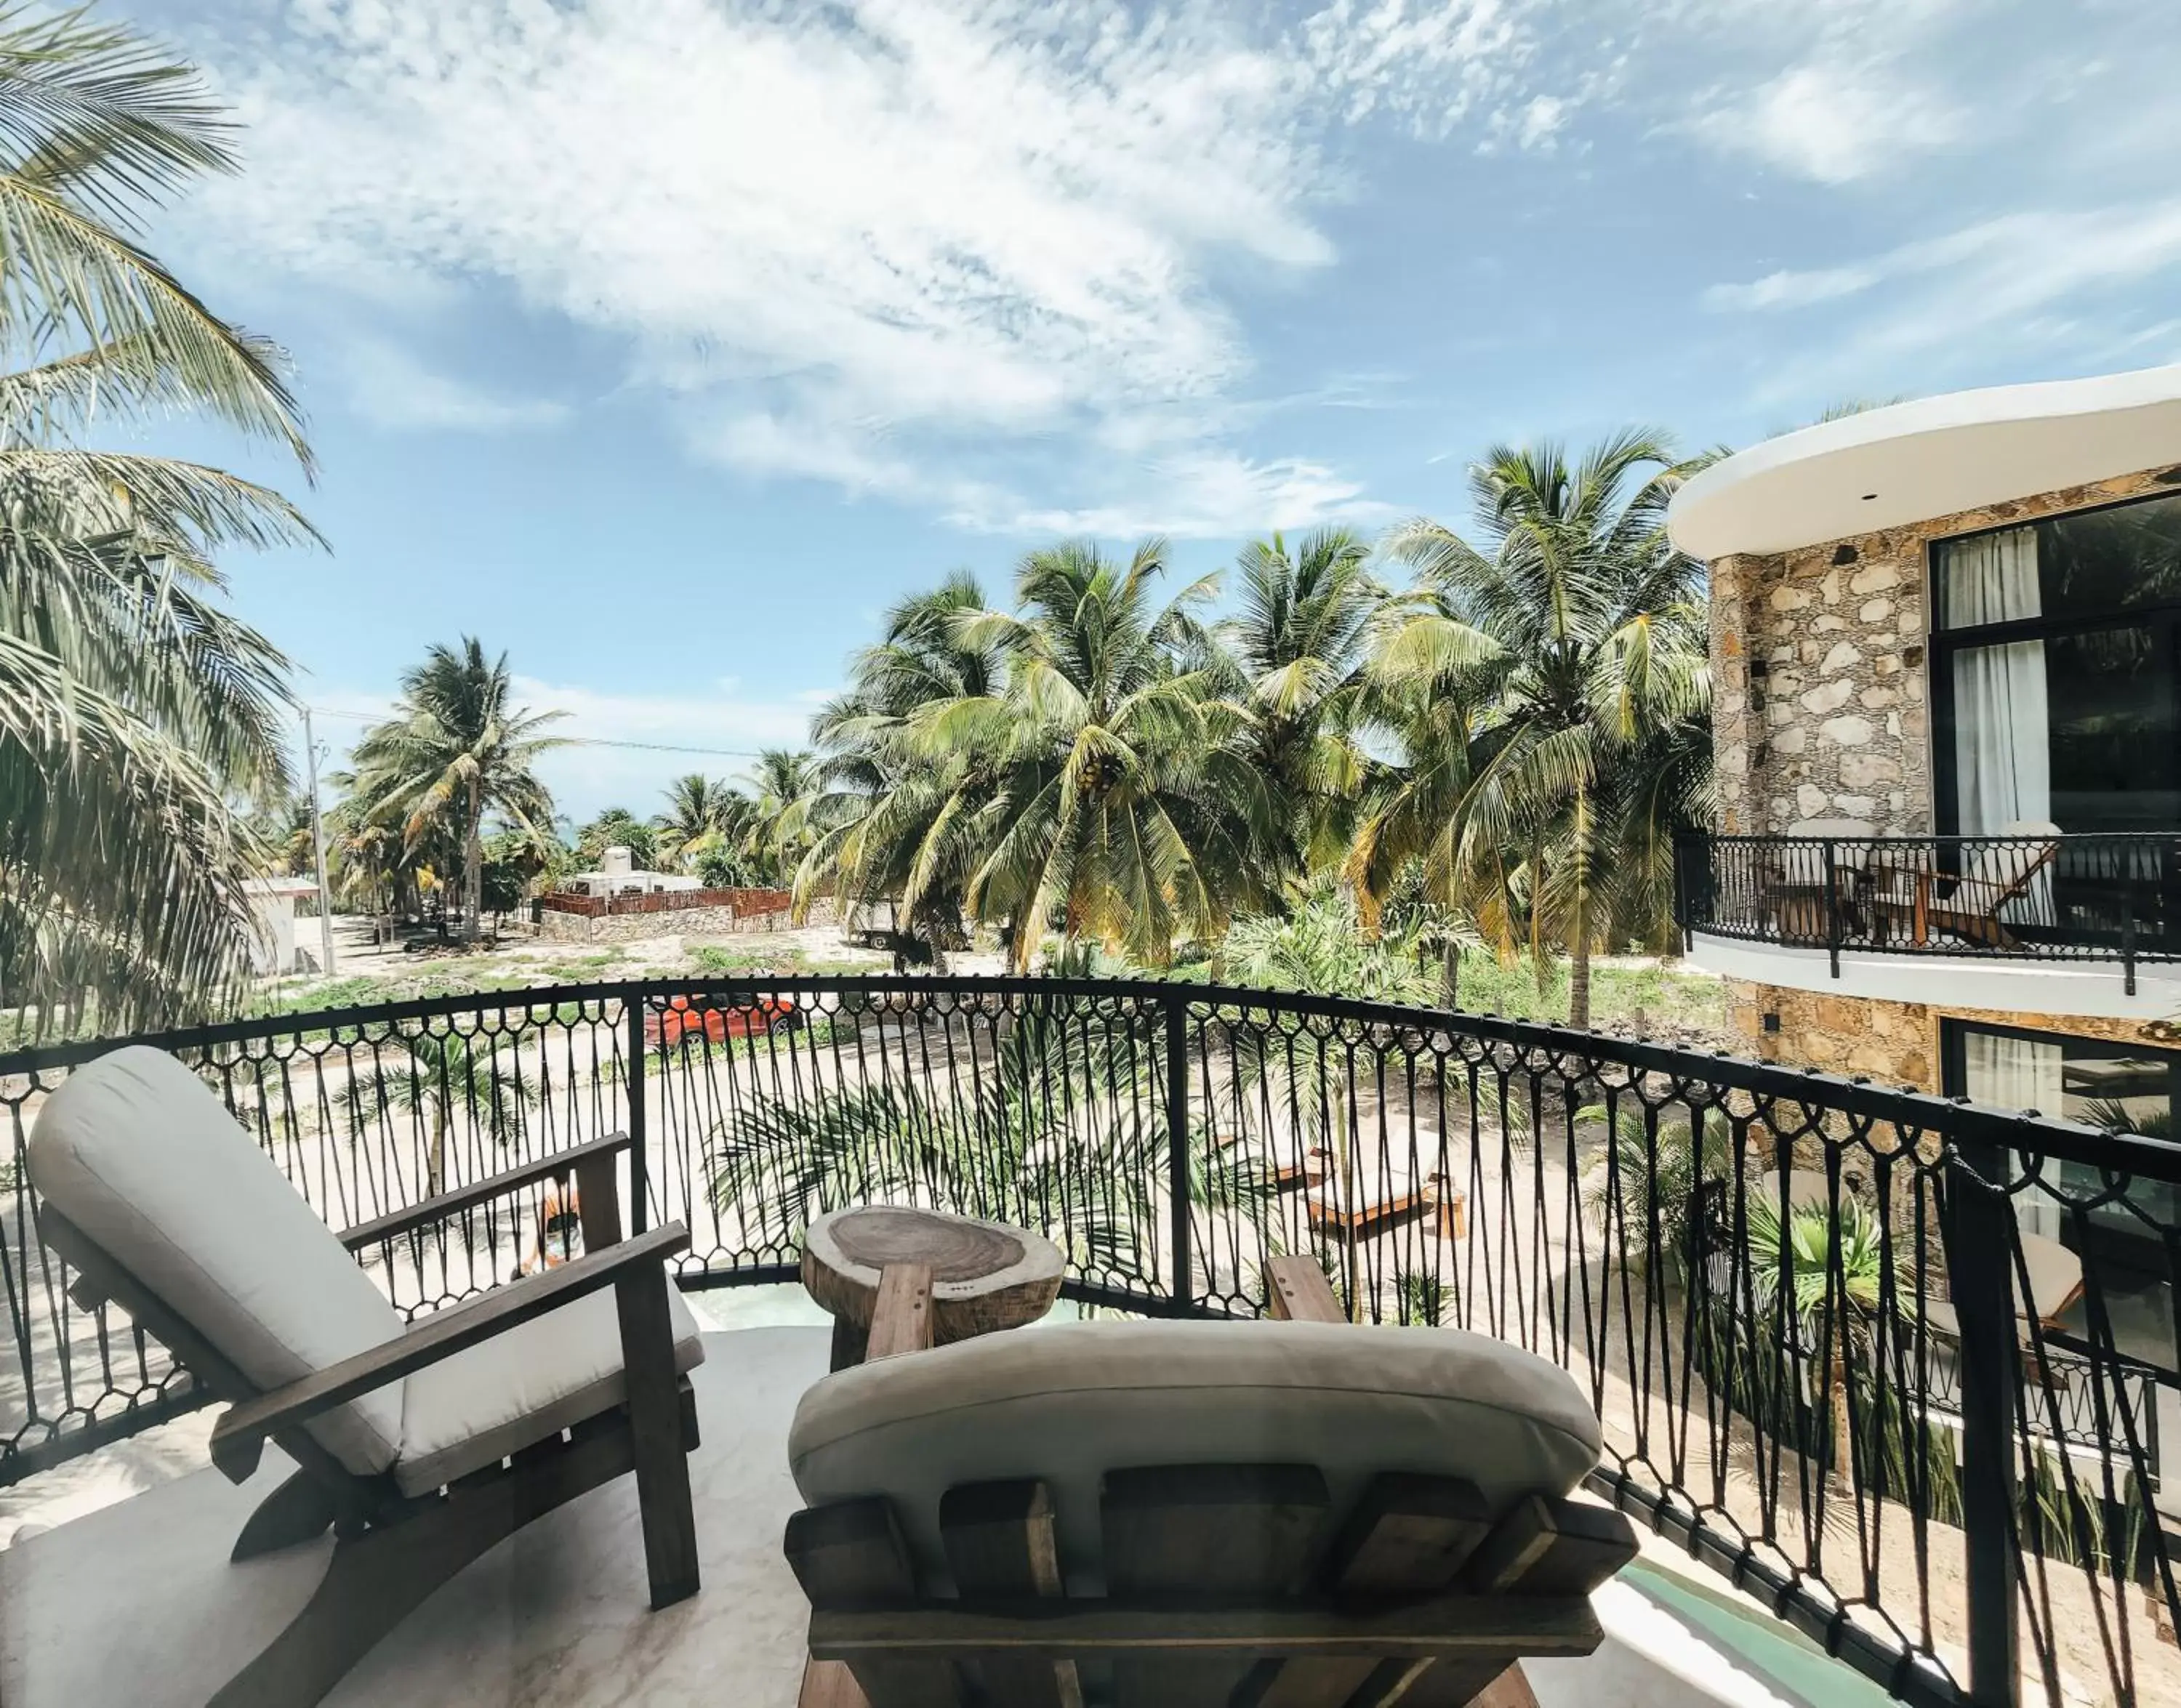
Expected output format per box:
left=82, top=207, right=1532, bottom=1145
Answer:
left=1687, top=932, right=2181, bottom=1020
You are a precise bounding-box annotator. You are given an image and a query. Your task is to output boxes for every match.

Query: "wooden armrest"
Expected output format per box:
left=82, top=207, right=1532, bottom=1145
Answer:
left=1935, top=874, right=2019, bottom=906
left=339, top=1132, right=633, bottom=1250
left=1266, top=1254, right=1346, bottom=1324
left=210, top=1220, right=689, bottom=1483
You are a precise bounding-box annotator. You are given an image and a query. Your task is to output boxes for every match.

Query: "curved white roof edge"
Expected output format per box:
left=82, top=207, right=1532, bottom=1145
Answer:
left=1667, top=363, right=2181, bottom=560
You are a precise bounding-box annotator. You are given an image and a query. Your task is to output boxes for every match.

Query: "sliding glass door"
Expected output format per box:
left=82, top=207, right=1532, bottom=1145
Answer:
left=1935, top=490, right=2181, bottom=947
left=1947, top=1020, right=2177, bottom=1381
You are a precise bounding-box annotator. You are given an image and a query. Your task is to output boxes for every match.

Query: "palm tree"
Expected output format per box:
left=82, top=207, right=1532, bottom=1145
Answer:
left=248, top=792, right=316, bottom=876
left=1370, top=432, right=1711, bottom=1028
left=744, top=748, right=819, bottom=883
left=931, top=539, right=1269, bottom=967
left=1210, top=528, right=1382, bottom=889
left=1342, top=675, right=1488, bottom=998
left=324, top=780, right=401, bottom=919
left=1745, top=1193, right=1908, bottom=1486
left=575, top=806, right=659, bottom=873
left=792, top=573, right=1004, bottom=946
left=0, top=6, right=320, bottom=1031
left=347, top=640, right=565, bottom=943
left=652, top=774, right=748, bottom=875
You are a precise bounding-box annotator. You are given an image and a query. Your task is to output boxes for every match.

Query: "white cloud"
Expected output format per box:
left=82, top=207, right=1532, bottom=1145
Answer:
left=1672, top=0, right=1972, bottom=184
left=167, top=0, right=2181, bottom=531
left=1705, top=199, right=2181, bottom=396
left=339, top=338, right=570, bottom=433
left=1724, top=61, right=1960, bottom=185
left=1703, top=264, right=1881, bottom=314
left=992, top=448, right=1390, bottom=539
left=177, top=0, right=1562, bottom=533
left=1511, top=95, right=1570, bottom=151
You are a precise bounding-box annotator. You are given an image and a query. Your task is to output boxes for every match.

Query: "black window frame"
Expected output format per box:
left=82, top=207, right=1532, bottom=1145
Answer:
left=1940, top=1015, right=2181, bottom=1281
left=1929, top=488, right=2181, bottom=837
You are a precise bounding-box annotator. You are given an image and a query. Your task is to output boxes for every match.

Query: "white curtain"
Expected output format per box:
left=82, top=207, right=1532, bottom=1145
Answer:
left=1943, top=528, right=2051, bottom=837
left=1961, top=1028, right=2067, bottom=1238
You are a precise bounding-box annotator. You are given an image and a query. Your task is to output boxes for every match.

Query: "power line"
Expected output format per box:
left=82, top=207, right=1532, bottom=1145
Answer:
left=299, top=704, right=772, bottom=760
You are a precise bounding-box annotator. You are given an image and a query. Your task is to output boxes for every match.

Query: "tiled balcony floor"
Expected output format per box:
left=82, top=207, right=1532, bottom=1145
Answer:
left=0, top=1323, right=1879, bottom=1708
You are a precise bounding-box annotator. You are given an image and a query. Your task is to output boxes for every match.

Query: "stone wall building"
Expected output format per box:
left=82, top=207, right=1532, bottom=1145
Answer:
left=1711, top=464, right=2174, bottom=843
left=1699, top=462, right=2181, bottom=1086
left=1674, top=366, right=2181, bottom=1095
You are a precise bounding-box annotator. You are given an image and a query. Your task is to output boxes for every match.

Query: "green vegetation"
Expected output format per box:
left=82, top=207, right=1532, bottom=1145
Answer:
left=1358, top=435, right=1709, bottom=1027
left=1437, top=951, right=1725, bottom=1035
left=686, top=943, right=872, bottom=978
left=250, top=962, right=533, bottom=1015
left=784, top=436, right=1711, bottom=1022
left=345, top=1030, right=537, bottom=1193
left=0, top=5, right=319, bottom=1034
left=340, top=640, right=566, bottom=941
left=653, top=773, right=758, bottom=884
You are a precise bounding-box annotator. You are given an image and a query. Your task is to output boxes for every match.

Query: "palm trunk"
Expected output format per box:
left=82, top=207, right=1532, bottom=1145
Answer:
left=427, top=1103, right=450, bottom=1196
left=463, top=778, right=483, bottom=944
left=1440, top=940, right=1460, bottom=1008
left=1569, top=894, right=1594, bottom=1031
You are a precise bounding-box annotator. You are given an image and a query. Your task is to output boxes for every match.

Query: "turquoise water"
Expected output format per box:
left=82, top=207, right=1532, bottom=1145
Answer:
left=1620, top=1560, right=1903, bottom=1708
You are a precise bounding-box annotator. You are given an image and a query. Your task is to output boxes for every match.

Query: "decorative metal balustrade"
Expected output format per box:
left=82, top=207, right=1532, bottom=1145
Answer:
left=1, top=976, right=2176, bottom=1708
left=1675, top=831, right=2181, bottom=986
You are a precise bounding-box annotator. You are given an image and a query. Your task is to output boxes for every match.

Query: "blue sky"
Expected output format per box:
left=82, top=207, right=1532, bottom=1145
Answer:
left=121, top=0, right=2181, bottom=818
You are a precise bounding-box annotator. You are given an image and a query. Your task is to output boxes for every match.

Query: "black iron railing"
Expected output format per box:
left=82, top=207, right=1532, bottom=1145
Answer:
left=1676, top=831, right=2181, bottom=987
left=1, top=977, right=2177, bottom=1708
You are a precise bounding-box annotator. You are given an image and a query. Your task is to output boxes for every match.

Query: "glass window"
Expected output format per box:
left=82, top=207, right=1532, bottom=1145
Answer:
left=2039, top=487, right=2181, bottom=619
left=1935, top=491, right=2181, bottom=845
left=1936, top=523, right=2041, bottom=630
left=2045, top=626, right=2180, bottom=831
left=1951, top=1023, right=2180, bottom=1374
left=1937, top=488, right=2181, bottom=631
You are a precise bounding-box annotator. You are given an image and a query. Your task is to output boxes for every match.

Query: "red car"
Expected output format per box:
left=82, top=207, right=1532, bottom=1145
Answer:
left=645, top=993, right=800, bottom=1047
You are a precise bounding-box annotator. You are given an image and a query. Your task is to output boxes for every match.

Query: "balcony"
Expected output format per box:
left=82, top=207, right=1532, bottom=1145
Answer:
left=1676, top=831, right=2181, bottom=1015
left=1, top=976, right=2177, bottom=1707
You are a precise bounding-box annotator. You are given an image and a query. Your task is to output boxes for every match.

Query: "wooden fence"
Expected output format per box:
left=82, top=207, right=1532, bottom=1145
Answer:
left=538, top=887, right=794, bottom=919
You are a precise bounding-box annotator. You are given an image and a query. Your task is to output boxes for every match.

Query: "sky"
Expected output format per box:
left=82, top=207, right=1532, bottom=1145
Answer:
left=116, top=0, right=2181, bottom=819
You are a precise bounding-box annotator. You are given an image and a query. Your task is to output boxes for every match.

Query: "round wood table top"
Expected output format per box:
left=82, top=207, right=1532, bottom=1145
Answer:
left=801, top=1205, right=1064, bottom=1350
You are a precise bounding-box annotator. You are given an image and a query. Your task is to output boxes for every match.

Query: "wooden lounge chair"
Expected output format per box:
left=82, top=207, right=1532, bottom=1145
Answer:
left=1306, top=1162, right=1467, bottom=1242
left=1927, top=1230, right=2086, bottom=1340
left=24, top=1046, right=705, bottom=1708
left=1870, top=821, right=2061, bottom=950
left=784, top=1253, right=1636, bottom=1707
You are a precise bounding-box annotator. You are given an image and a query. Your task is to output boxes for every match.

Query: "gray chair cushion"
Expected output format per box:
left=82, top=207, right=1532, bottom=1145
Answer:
left=27, top=1047, right=406, bottom=1475
left=395, top=1277, right=707, bottom=1495
left=790, top=1318, right=1603, bottom=1587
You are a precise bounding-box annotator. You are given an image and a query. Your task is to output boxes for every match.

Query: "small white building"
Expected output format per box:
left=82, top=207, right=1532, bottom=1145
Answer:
left=556, top=845, right=702, bottom=900
left=245, top=876, right=324, bottom=976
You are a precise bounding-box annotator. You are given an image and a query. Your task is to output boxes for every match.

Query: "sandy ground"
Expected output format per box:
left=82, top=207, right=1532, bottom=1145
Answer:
left=262, top=914, right=1013, bottom=1002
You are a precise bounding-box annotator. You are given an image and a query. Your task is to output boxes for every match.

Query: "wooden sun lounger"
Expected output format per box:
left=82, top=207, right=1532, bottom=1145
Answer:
left=1306, top=1167, right=1468, bottom=1241
left=790, top=1256, right=1634, bottom=1708
left=1869, top=834, right=2060, bottom=950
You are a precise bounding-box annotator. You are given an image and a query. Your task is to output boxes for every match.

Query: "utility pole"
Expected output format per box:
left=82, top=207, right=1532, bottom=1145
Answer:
left=302, top=705, right=337, bottom=978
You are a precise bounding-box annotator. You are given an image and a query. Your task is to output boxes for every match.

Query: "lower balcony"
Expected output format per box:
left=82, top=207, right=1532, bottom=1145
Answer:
left=0, top=975, right=2174, bottom=1707
left=1676, top=831, right=2181, bottom=1017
